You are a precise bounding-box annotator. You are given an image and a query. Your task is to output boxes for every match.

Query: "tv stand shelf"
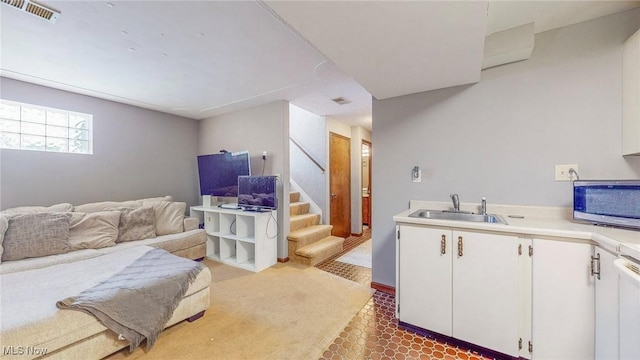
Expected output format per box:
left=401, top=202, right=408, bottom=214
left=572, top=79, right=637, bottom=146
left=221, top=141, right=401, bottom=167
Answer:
left=190, top=206, right=277, bottom=272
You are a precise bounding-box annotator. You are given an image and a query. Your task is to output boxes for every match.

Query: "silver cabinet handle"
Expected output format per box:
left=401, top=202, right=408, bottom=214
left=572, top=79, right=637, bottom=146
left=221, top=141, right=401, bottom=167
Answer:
left=591, top=253, right=601, bottom=280
left=441, top=234, right=446, bottom=255
left=457, top=236, right=463, bottom=257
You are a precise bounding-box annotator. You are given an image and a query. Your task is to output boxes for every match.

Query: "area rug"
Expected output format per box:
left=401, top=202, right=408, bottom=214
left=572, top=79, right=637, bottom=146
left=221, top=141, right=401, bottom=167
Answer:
left=336, top=239, right=372, bottom=268
left=106, top=259, right=373, bottom=360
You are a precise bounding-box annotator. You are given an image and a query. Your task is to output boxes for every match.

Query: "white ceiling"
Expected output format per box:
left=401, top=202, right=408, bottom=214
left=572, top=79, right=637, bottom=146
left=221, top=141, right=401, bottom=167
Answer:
left=266, top=1, right=489, bottom=100
left=267, top=0, right=640, bottom=102
left=1, top=1, right=638, bottom=131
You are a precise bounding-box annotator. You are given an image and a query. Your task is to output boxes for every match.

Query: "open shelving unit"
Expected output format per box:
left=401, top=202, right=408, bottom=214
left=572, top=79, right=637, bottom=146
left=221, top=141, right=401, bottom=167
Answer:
left=190, top=206, right=277, bottom=272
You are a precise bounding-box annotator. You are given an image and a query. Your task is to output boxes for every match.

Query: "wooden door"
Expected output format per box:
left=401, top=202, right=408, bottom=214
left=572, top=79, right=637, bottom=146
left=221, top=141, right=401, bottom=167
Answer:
left=329, top=132, right=351, bottom=238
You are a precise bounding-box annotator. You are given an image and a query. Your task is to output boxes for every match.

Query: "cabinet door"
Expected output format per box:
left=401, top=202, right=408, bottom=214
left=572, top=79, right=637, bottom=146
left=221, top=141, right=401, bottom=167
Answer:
left=532, top=239, right=595, bottom=359
left=452, top=231, right=520, bottom=357
left=619, top=266, right=640, bottom=359
left=398, top=225, right=453, bottom=336
left=595, top=247, right=619, bottom=359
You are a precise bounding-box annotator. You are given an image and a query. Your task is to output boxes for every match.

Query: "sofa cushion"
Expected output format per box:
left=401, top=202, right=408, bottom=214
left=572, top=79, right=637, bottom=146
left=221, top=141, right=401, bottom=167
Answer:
left=184, top=217, right=199, bottom=232
left=116, top=207, right=156, bottom=243
left=69, top=211, right=121, bottom=250
left=142, top=200, right=186, bottom=236
left=138, top=196, right=173, bottom=202
left=73, top=196, right=173, bottom=213
left=0, top=214, right=10, bottom=264
left=74, top=200, right=140, bottom=214
left=1, top=203, right=73, bottom=215
left=2, top=212, right=71, bottom=261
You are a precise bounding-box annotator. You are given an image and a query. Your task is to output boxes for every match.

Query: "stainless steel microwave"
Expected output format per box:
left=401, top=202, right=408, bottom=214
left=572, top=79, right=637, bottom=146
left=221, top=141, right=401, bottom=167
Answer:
left=573, top=180, right=640, bottom=230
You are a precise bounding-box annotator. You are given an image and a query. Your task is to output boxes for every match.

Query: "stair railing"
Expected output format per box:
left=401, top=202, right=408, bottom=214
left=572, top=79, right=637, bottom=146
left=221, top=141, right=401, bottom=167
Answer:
left=290, top=136, right=325, bottom=173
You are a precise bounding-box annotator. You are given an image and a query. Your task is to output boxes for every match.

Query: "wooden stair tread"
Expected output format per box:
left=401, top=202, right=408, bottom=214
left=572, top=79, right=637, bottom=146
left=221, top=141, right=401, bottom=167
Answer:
left=289, top=201, right=308, bottom=206
left=290, top=213, right=319, bottom=221
left=295, top=236, right=344, bottom=259
left=289, top=213, right=321, bottom=232
left=287, top=224, right=333, bottom=242
left=289, top=201, right=311, bottom=216
left=287, top=191, right=337, bottom=265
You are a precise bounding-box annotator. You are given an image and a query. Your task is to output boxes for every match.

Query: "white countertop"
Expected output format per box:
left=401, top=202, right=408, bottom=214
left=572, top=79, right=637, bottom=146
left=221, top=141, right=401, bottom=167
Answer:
left=393, top=201, right=640, bottom=261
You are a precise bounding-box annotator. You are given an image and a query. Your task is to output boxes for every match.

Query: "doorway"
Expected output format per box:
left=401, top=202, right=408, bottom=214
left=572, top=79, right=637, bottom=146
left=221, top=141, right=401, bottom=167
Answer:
left=361, top=140, right=371, bottom=229
left=329, top=132, right=351, bottom=238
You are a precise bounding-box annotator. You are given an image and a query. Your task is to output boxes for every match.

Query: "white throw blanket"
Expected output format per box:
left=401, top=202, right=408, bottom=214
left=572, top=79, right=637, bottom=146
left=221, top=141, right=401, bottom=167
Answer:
left=56, top=248, right=205, bottom=351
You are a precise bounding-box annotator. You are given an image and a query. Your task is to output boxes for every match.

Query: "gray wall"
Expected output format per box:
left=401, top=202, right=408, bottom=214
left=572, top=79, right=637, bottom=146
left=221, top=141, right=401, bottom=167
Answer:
left=289, top=104, right=327, bottom=221
left=198, top=100, right=290, bottom=259
left=372, top=10, right=640, bottom=288
left=0, top=77, right=200, bottom=209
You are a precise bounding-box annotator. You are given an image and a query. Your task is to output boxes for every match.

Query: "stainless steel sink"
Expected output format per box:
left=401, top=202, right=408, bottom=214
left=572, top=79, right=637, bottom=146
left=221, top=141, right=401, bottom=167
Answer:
left=408, top=209, right=508, bottom=225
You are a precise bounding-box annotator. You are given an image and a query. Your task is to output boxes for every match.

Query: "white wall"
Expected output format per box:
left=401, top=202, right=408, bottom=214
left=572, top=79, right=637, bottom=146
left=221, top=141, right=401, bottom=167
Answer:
left=198, top=101, right=290, bottom=259
left=372, top=10, right=640, bottom=288
left=289, top=104, right=327, bottom=220
left=327, top=118, right=351, bottom=138
left=0, top=77, right=200, bottom=209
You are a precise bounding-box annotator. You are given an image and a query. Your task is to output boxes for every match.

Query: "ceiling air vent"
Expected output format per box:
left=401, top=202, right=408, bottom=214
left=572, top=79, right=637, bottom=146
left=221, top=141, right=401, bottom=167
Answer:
left=1, top=0, right=60, bottom=24
left=331, top=97, right=351, bottom=105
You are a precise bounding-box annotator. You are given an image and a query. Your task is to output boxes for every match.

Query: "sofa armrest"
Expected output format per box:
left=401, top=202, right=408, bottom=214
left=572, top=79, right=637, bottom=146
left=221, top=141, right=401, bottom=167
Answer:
left=183, top=216, right=200, bottom=231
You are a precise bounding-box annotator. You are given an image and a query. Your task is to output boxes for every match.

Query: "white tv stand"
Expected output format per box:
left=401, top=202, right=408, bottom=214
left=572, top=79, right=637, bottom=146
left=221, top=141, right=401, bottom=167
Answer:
left=190, top=206, right=277, bottom=272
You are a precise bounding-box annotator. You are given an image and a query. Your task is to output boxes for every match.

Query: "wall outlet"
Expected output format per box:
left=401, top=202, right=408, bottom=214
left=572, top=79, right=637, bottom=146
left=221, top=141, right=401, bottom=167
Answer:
left=555, top=164, right=579, bottom=181
left=262, top=151, right=267, bottom=160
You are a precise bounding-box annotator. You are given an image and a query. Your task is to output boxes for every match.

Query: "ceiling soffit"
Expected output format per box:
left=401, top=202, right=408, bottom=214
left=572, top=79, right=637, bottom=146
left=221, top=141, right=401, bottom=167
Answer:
left=265, top=1, right=489, bottom=100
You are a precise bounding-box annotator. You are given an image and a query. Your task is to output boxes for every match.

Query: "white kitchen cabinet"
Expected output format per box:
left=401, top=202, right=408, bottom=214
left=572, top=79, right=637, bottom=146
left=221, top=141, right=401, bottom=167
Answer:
left=594, top=246, right=619, bottom=359
left=397, top=225, right=453, bottom=336
left=623, top=28, right=640, bottom=156
left=396, top=225, right=522, bottom=357
left=452, top=230, right=520, bottom=357
left=532, top=239, right=595, bottom=359
left=617, top=257, right=640, bottom=359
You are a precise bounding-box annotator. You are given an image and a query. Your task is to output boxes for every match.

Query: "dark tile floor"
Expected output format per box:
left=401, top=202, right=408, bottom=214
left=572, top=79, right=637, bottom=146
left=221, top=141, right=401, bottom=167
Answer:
left=316, top=229, right=491, bottom=360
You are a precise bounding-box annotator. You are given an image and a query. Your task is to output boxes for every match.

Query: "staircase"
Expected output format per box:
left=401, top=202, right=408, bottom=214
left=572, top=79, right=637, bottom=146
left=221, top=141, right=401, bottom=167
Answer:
left=287, top=192, right=344, bottom=266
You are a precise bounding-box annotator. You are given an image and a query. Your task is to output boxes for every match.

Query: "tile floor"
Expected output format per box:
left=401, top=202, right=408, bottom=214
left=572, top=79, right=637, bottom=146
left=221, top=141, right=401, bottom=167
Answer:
left=316, top=229, right=492, bottom=360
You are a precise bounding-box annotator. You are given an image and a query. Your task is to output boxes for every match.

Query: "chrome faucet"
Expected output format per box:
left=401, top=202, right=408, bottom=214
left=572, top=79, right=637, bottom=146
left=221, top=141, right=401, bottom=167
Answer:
left=450, top=194, right=460, bottom=212
left=481, top=197, right=487, bottom=215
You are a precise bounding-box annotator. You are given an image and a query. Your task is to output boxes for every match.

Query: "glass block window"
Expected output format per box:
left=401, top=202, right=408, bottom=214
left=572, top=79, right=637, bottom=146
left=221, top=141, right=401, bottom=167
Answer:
left=0, top=99, right=93, bottom=154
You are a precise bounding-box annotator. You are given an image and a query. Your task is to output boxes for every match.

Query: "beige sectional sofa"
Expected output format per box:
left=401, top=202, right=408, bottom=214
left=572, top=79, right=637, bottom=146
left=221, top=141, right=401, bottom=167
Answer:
left=0, top=196, right=210, bottom=359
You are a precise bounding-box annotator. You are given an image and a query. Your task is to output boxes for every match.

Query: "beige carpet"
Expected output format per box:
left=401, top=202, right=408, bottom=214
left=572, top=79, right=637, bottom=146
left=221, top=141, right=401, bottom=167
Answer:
left=106, top=259, right=374, bottom=360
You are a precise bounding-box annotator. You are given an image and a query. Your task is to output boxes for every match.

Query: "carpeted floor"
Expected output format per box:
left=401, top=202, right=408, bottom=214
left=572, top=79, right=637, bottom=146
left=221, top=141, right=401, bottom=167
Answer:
left=106, top=258, right=373, bottom=360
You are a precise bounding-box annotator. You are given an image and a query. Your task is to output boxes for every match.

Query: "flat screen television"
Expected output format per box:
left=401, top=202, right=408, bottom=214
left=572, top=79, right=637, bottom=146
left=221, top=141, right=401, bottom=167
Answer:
left=238, top=175, right=278, bottom=211
left=197, top=151, right=250, bottom=197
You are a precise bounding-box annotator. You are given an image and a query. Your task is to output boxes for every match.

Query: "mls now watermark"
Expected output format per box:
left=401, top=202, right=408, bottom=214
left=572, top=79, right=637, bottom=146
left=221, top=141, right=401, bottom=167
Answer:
left=2, top=346, right=48, bottom=356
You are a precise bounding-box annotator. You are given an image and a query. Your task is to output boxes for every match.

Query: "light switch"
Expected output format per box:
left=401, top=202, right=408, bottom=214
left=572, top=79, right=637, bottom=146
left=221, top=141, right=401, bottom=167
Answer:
left=412, top=166, right=421, bottom=183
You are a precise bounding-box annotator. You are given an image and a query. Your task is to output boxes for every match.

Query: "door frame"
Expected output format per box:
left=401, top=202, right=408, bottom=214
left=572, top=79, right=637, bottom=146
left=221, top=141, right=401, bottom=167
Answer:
left=362, top=139, right=372, bottom=229
left=329, top=132, right=351, bottom=238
